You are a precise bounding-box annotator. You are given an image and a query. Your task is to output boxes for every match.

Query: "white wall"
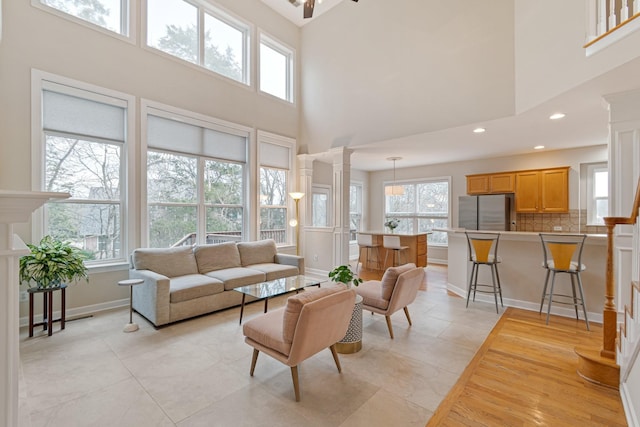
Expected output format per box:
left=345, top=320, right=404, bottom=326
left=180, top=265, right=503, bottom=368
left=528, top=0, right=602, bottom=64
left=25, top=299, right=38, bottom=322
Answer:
left=0, top=0, right=300, bottom=317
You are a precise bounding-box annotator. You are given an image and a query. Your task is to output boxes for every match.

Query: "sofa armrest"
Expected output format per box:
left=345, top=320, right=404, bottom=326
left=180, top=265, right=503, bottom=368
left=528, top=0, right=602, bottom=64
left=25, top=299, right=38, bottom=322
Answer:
left=129, top=269, right=171, bottom=327
left=275, top=253, right=305, bottom=275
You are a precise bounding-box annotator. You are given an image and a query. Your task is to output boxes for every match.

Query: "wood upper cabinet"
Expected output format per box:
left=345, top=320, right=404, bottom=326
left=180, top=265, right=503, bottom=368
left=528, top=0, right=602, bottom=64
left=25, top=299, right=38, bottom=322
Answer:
left=515, top=167, right=569, bottom=213
left=466, top=173, right=515, bottom=194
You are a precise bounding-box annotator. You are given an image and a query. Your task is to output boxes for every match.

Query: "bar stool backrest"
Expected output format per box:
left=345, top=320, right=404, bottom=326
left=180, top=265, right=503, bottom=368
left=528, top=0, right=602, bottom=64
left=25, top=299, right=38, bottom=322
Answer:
left=465, top=232, right=500, bottom=264
left=539, top=233, right=587, bottom=272
left=383, top=235, right=402, bottom=249
left=357, top=234, right=374, bottom=247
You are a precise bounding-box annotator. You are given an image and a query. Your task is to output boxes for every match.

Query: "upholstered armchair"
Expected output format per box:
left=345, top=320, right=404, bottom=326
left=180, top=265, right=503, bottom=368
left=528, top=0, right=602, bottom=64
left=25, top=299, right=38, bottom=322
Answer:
left=242, top=286, right=356, bottom=401
left=355, top=263, right=424, bottom=338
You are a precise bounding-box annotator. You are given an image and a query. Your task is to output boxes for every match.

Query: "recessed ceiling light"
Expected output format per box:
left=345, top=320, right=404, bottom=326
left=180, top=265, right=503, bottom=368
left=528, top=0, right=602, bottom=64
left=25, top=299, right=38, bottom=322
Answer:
left=549, top=113, right=566, bottom=120
left=473, top=127, right=486, bottom=133
left=534, top=145, right=545, bottom=150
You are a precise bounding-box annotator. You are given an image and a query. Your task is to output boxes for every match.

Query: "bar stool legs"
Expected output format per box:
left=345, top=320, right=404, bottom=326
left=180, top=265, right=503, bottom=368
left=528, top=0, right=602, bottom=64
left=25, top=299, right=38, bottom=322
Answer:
left=466, top=261, right=503, bottom=314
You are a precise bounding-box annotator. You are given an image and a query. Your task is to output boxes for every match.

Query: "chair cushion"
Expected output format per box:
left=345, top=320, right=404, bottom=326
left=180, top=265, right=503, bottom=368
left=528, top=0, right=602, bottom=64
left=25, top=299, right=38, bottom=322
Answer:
left=237, top=239, right=277, bottom=266
left=282, top=287, right=343, bottom=344
left=132, top=246, right=198, bottom=278
left=380, top=263, right=416, bottom=301
left=247, top=263, right=299, bottom=281
left=169, top=274, right=224, bottom=303
left=356, top=281, right=389, bottom=310
left=472, top=254, right=501, bottom=263
left=243, top=308, right=292, bottom=356
left=194, top=242, right=241, bottom=273
left=204, top=267, right=266, bottom=290
left=544, top=260, right=585, bottom=272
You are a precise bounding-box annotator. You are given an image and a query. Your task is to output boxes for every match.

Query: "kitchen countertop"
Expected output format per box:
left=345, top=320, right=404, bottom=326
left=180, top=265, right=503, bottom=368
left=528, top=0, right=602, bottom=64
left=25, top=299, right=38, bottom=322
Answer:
left=436, top=228, right=606, bottom=244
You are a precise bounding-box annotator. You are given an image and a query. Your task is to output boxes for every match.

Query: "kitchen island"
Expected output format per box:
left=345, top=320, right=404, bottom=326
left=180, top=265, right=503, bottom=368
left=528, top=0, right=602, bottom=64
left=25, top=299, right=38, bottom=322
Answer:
left=356, top=231, right=429, bottom=280
left=442, top=228, right=607, bottom=322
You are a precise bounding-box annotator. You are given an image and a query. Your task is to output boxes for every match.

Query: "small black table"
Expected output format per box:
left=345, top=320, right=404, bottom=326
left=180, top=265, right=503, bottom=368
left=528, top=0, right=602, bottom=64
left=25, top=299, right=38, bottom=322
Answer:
left=28, top=284, right=67, bottom=337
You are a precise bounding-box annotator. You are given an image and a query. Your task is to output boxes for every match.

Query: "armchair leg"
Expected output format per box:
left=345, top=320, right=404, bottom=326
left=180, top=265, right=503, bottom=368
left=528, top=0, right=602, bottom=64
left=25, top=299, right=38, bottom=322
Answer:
left=403, top=306, right=412, bottom=326
left=329, top=344, right=342, bottom=373
left=291, top=366, right=301, bottom=402
left=250, top=349, right=259, bottom=376
left=385, top=315, right=394, bottom=339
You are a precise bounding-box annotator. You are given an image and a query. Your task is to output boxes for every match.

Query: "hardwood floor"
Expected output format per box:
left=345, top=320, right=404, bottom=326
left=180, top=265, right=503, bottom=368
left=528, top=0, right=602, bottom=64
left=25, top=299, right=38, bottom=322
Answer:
left=427, top=307, right=627, bottom=426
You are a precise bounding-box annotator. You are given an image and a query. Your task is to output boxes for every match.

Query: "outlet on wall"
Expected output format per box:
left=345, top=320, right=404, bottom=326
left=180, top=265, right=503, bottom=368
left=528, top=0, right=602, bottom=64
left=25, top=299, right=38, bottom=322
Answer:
left=313, top=254, right=319, bottom=261
left=553, top=226, right=562, bottom=231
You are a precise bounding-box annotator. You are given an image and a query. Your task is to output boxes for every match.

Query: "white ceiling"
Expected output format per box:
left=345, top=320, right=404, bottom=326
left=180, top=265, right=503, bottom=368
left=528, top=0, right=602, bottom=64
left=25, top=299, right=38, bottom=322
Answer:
left=261, top=1, right=640, bottom=172
left=261, top=0, right=346, bottom=27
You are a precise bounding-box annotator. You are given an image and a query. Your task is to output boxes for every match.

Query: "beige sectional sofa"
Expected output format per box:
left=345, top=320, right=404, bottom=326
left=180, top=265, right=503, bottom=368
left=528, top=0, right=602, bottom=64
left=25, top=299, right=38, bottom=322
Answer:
left=129, top=239, right=304, bottom=327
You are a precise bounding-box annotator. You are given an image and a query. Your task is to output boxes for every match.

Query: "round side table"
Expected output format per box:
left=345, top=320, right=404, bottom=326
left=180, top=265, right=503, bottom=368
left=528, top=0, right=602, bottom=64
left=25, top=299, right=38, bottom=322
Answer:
left=118, top=279, right=144, bottom=332
left=336, top=294, right=363, bottom=354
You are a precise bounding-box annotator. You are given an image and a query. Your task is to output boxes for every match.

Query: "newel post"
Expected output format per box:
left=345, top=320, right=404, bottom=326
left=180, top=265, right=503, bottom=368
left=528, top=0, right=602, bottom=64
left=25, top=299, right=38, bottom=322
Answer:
left=602, top=217, right=618, bottom=359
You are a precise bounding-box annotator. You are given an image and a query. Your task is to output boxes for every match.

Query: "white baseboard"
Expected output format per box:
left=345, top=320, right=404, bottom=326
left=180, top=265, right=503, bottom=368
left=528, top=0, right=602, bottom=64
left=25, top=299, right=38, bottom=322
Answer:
left=20, top=298, right=129, bottom=327
left=621, top=381, right=639, bottom=427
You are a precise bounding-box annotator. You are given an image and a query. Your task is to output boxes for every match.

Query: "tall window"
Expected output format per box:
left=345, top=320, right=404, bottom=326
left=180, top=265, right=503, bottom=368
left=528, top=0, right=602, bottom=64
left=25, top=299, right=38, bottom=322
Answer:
left=35, top=0, right=130, bottom=36
left=259, top=33, right=294, bottom=102
left=385, top=179, right=450, bottom=245
left=145, top=106, right=248, bottom=247
left=39, top=79, right=130, bottom=264
left=350, top=183, right=363, bottom=241
left=146, top=0, right=249, bottom=84
left=587, top=163, right=608, bottom=225
left=258, top=132, right=295, bottom=245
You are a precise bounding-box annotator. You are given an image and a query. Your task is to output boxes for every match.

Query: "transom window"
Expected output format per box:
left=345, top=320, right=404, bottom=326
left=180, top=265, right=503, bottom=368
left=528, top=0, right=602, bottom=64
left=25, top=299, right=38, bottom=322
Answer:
left=384, top=179, right=450, bottom=245
left=146, top=0, right=249, bottom=84
left=35, top=0, right=130, bottom=36
left=259, top=33, right=294, bottom=102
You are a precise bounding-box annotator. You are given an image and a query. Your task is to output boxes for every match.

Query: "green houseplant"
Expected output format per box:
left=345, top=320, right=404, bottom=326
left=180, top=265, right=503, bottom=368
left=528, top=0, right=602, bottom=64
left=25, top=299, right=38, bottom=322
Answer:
left=328, top=265, right=363, bottom=288
left=19, top=235, right=89, bottom=289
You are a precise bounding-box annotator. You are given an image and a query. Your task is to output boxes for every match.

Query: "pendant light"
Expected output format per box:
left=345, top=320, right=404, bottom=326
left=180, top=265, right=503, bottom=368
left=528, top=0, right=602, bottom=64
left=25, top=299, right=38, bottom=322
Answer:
left=385, top=157, right=404, bottom=196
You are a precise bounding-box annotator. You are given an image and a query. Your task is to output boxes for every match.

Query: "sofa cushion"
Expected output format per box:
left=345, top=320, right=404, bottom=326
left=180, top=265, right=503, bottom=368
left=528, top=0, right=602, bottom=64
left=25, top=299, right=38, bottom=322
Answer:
left=380, top=263, right=416, bottom=301
left=237, top=239, right=277, bottom=266
left=169, top=274, right=224, bottom=303
left=194, top=242, right=241, bottom=274
left=356, top=281, right=389, bottom=310
left=132, top=247, right=198, bottom=279
left=247, top=263, right=299, bottom=281
left=282, top=287, right=343, bottom=344
left=204, top=267, right=266, bottom=290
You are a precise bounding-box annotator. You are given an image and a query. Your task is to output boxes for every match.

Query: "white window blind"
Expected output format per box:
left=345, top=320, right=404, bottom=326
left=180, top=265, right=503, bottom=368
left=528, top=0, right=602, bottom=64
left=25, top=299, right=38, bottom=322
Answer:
left=260, top=141, right=290, bottom=169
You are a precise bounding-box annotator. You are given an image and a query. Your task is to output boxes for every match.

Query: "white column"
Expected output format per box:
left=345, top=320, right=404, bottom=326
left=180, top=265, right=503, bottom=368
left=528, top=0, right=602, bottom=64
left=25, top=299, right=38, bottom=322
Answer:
left=0, top=190, right=69, bottom=427
left=331, top=147, right=353, bottom=267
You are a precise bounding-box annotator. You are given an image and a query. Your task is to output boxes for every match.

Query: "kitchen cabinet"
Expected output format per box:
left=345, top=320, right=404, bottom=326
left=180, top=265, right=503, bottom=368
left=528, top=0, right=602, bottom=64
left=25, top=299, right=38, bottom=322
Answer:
left=466, top=173, right=515, bottom=194
left=515, top=167, right=569, bottom=213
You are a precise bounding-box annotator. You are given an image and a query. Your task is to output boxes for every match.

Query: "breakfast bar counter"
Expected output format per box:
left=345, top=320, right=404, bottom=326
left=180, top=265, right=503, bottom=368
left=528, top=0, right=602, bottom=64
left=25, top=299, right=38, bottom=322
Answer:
left=356, top=231, right=429, bottom=279
left=441, top=228, right=607, bottom=321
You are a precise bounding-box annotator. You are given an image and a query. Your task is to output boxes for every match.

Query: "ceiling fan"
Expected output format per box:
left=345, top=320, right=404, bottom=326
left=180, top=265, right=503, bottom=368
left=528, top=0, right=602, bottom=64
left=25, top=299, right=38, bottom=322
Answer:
left=289, top=0, right=358, bottom=19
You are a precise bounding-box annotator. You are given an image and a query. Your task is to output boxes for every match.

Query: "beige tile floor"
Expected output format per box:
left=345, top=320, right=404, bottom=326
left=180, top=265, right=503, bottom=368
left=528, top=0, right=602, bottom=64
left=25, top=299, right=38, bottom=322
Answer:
left=18, top=266, right=501, bottom=427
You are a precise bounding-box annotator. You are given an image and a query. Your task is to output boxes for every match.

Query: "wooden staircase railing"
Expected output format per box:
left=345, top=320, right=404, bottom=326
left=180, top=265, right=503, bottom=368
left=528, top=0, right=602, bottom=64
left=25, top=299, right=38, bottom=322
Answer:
left=575, top=178, right=640, bottom=388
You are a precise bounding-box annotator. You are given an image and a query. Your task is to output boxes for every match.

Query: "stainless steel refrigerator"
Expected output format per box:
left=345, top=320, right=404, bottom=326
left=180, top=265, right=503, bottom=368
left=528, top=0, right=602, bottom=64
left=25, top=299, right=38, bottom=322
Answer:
left=458, top=194, right=513, bottom=231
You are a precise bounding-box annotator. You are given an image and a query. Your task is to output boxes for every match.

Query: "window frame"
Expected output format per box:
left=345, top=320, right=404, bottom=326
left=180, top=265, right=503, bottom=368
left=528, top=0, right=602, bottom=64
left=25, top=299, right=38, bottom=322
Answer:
left=349, top=182, right=363, bottom=242
left=141, top=99, right=252, bottom=247
left=310, top=184, right=332, bottom=228
left=258, top=30, right=295, bottom=103
left=383, top=177, right=451, bottom=246
left=32, top=0, right=136, bottom=43
left=257, top=131, right=297, bottom=248
left=586, top=162, right=608, bottom=226
left=143, top=0, right=251, bottom=86
left=31, top=69, right=136, bottom=270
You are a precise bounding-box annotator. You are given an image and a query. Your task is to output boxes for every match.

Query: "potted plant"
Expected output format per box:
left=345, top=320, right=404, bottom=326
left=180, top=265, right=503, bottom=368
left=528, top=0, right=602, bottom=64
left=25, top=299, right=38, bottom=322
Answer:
left=19, top=235, right=89, bottom=289
left=328, top=265, right=363, bottom=288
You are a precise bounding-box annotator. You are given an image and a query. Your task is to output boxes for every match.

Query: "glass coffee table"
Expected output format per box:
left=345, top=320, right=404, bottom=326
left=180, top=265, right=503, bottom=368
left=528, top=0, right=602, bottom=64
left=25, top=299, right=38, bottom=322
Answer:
left=234, top=275, right=325, bottom=324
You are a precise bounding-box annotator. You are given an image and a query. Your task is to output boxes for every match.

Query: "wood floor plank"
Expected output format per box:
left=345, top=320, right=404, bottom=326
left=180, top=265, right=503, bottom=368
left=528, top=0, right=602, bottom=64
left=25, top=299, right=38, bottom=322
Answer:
left=426, top=307, right=627, bottom=426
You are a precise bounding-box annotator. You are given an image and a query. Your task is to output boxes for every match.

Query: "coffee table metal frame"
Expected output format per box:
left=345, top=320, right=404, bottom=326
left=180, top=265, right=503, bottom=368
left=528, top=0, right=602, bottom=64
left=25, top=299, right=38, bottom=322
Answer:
left=234, top=275, right=323, bottom=324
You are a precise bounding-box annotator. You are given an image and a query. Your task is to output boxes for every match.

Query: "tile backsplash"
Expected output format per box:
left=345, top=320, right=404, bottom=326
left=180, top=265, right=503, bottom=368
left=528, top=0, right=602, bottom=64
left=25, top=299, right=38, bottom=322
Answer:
left=515, top=209, right=606, bottom=234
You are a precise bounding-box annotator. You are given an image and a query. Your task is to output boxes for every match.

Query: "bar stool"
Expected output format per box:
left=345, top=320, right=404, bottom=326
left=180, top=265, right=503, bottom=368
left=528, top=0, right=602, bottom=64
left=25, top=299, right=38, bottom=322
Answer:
left=118, top=279, right=144, bottom=332
left=539, top=233, right=589, bottom=330
left=357, top=234, right=381, bottom=271
left=465, top=232, right=503, bottom=313
left=383, top=235, right=409, bottom=269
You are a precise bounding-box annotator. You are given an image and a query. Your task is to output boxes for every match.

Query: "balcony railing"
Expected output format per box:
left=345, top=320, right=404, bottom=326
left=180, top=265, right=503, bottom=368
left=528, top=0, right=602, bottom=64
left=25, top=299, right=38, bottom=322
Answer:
left=585, top=0, right=640, bottom=54
left=171, top=229, right=287, bottom=247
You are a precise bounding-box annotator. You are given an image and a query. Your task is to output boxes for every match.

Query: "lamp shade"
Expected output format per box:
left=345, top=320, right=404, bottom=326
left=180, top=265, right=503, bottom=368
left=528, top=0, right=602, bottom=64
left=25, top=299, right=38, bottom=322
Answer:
left=289, top=192, right=305, bottom=200
left=385, top=185, right=405, bottom=196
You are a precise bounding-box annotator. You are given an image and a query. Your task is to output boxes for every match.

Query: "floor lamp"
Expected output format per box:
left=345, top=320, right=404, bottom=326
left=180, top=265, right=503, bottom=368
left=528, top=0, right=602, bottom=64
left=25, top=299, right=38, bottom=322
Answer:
left=289, top=192, right=305, bottom=255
